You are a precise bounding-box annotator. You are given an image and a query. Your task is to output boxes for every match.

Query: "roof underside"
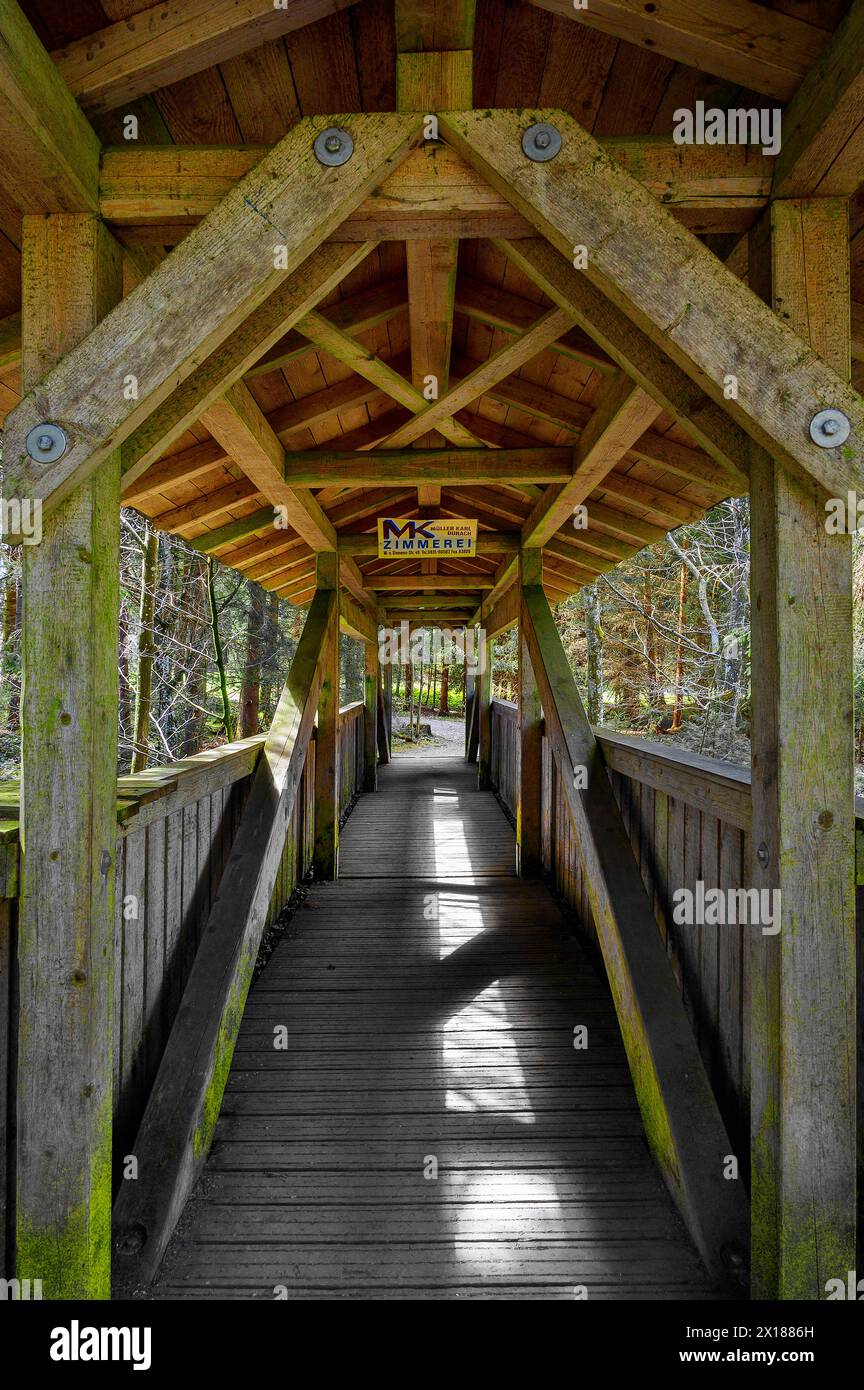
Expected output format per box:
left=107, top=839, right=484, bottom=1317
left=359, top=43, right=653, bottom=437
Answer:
left=1, top=0, right=861, bottom=615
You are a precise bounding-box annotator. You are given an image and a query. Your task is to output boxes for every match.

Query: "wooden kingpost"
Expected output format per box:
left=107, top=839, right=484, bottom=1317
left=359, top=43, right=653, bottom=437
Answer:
left=517, top=550, right=543, bottom=876
left=364, top=639, right=379, bottom=792
left=17, top=215, right=123, bottom=1298
left=748, top=199, right=856, bottom=1299
left=314, top=551, right=340, bottom=880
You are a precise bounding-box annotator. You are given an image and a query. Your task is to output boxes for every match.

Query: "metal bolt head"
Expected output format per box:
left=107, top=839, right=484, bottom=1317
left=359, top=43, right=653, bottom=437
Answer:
left=314, top=127, right=354, bottom=167
left=810, top=407, right=850, bottom=448
left=522, top=121, right=562, bottom=162
left=25, top=422, right=68, bottom=463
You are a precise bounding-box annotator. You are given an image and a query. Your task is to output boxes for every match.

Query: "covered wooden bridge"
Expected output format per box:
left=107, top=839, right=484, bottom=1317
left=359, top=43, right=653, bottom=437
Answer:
left=0, top=0, right=861, bottom=1301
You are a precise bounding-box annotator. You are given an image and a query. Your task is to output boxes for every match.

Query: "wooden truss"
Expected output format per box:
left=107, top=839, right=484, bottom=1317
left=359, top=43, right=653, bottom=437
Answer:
left=3, top=0, right=861, bottom=1303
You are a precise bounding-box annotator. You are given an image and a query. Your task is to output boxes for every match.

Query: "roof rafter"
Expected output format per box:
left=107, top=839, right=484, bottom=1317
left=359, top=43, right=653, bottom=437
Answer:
left=3, top=112, right=422, bottom=530
left=53, top=0, right=363, bottom=116
left=527, top=0, right=826, bottom=101
left=437, top=109, right=864, bottom=495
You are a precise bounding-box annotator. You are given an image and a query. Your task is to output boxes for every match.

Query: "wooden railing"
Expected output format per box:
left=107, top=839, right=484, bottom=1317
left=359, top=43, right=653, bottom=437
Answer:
left=339, top=700, right=365, bottom=819
left=0, top=700, right=364, bottom=1280
left=488, top=697, right=863, bottom=1188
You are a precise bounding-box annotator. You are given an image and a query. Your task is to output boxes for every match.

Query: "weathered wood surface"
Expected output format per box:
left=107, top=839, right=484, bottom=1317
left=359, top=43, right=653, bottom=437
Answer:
left=490, top=701, right=864, bottom=1234
left=151, top=756, right=720, bottom=1300
left=748, top=197, right=856, bottom=1299
left=15, top=213, right=123, bottom=1300
left=440, top=110, right=864, bottom=499
left=112, top=590, right=336, bottom=1292
left=3, top=113, right=421, bottom=523
left=518, top=589, right=749, bottom=1285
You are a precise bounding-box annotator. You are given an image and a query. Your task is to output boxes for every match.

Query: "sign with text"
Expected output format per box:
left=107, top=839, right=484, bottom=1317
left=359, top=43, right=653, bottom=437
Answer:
left=377, top=517, right=478, bottom=558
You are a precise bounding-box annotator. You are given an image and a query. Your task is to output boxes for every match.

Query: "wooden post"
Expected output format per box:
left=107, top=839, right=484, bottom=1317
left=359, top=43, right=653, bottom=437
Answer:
left=382, top=650, right=393, bottom=750
left=16, top=215, right=123, bottom=1299
left=314, top=551, right=340, bottom=879
left=363, top=641, right=378, bottom=792
left=477, top=618, right=493, bottom=789
left=748, top=199, right=856, bottom=1299
left=517, top=551, right=543, bottom=876
left=464, top=669, right=475, bottom=759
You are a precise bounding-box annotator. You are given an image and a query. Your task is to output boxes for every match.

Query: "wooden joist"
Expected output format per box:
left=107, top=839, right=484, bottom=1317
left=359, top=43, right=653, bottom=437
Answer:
left=99, top=139, right=775, bottom=227
left=53, top=0, right=362, bottom=116
left=376, top=307, right=574, bottom=448
left=520, top=580, right=749, bottom=1285
left=201, top=383, right=337, bottom=553
left=0, top=0, right=101, bottom=213
left=120, top=241, right=377, bottom=486
left=437, top=110, right=864, bottom=497
left=527, top=0, right=826, bottom=100
left=282, top=447, right=574, bottom=486
left=3, top=113, right=421, bottom=528
left=245, top=276, right=406, bottom=380
left=772, top=0, right=864, bottom=198
left=367, top=574, right=492, bottom=591
left=297, top=309, right=481, bottom=448
left=496, top=239, right=750, bottom=492
left=522, top=375, right=662, bottom=548
left=112, top=587, right=336, bottom=1292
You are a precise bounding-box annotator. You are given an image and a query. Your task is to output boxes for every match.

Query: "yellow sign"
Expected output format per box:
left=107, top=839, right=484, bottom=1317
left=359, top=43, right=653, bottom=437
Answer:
left=377, top=518, right=478, bottom=558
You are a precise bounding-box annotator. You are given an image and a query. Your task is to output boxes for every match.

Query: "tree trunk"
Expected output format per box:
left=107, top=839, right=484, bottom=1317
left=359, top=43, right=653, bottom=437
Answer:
left=2, top=559, right=20, bottom=729
left=236, top=580, right=264, bottom=738
left=131, top=522, right=159, bottom=772
left=439, top=663, right=449, bottom=715
left=207, top=556, right=232, bottom=741
left=581, top=582, right=604, bottom=725
left=670, top=556, right=687, bottom=734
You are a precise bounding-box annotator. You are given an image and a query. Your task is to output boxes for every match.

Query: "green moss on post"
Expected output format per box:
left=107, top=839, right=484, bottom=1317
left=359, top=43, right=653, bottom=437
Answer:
left=16, top=215, right=122, bottom=1300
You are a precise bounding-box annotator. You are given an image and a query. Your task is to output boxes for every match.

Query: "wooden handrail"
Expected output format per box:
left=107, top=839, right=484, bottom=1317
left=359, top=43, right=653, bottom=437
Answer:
left=113, top=588, right=336, bottom=1291
left=519, top=582, right=748, bottom=1286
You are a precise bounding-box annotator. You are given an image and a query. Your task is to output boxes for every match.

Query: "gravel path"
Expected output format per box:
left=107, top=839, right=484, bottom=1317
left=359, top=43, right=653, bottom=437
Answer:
left=391, top=711, right=465, bottom=757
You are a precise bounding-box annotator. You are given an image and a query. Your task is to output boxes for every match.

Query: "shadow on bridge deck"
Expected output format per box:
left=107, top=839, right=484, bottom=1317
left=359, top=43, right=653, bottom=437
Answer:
left=150, top=758, right=721, bottom=1300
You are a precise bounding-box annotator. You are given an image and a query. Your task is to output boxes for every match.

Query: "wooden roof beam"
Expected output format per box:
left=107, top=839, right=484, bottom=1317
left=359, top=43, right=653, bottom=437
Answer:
left=201, top=382, right=337, bottom=554
left=245, top=276, right=406, bottom=381
left=440, top=110, right=864, bottom=496
left=367, top=574, right=493, bottom=591
left=396, top=9, right=475, bottom=509
left=0, top=0, right=101, bottom=213
left=99, top=140, right=774, bottom=226
left=497, top=239, right=750, bottom=491
left=376, top=306, right=574, bottom=448
left=522, top=374, right=663, bottom=548
left=527, top=0, right=826, bottom=101
left=121, top=241, right=377, bottom=488
left=773, top=0, right=864, bottom=198
left=3, top=113, right=422, bottom=531
left=281, top=446, right=575, bottom=487
left=53, top=0, right=363, bottom=116
left=297, top=308, right=483, bottom=447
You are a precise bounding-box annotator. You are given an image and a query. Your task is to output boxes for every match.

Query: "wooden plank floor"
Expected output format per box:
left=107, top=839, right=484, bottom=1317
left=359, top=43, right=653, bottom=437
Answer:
left=152, top=755, right=720, bottom=1300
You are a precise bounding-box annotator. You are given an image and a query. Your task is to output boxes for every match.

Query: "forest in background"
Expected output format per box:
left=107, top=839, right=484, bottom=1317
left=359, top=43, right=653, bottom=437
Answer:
left=2, top=497, right=864, bottom=782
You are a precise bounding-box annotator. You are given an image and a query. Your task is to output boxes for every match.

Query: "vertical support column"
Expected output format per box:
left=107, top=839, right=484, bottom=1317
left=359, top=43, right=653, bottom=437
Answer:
left=464, top=667, right=475, bottom=760
left=476, top=614, right=493, bottom=789
left=382, top=646, right=393, bottom=751
left=16, top=215, right=123, bottom=1299
left=748, top=200, right=856, bottom=1299
left=517, top=551, right=543, bottom=876
left=314, top=552, right=339, bottom=880
left=363, top=640, right=378, bottom=792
